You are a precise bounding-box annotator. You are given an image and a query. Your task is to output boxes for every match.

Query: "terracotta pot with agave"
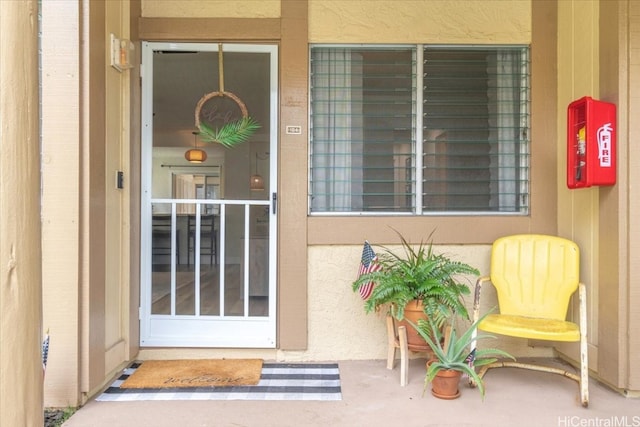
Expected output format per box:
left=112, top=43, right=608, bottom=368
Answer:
left=413, top=311, right=515, bottom=399
left=352, top=229, right=479, bottom=352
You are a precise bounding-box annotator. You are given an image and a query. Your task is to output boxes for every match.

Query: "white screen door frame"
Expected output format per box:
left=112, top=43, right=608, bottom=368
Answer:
left=139, top=42, right=278, bottom=348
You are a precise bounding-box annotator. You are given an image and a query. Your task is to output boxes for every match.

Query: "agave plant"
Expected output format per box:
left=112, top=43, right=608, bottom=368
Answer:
left=412, top=310, right=515, bottom=399
left=198, top=116, right=260, bottom=148
left=352, top=229, right=479, bottom=326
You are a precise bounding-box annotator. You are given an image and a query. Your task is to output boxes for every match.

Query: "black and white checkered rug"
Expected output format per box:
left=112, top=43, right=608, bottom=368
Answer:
left=96, top=362, right=342, bottom=401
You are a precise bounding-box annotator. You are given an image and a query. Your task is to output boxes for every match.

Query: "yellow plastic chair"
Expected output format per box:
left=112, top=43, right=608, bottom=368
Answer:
left=471, top=234, right=589, bottom=407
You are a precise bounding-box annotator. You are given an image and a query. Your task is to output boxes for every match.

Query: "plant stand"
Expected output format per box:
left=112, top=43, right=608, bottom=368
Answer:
left=386, top=315, right=409, bottom=386
left=386, top=315, right=434, bottom=386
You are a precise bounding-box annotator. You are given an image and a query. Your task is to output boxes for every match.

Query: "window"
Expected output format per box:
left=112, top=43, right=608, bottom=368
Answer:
left=309, top=45, right=530, bottom=215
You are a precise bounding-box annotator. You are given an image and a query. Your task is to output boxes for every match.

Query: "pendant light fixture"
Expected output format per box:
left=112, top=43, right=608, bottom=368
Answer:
left=250, top=152, right=265, bottom=191
left=185, top=131, right=207, bottom=163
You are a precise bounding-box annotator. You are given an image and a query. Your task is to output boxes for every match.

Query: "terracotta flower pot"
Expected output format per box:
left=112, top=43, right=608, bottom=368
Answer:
left=430, top=367, right=462, bottom=400
left=397, top=300, right=432, bottom=352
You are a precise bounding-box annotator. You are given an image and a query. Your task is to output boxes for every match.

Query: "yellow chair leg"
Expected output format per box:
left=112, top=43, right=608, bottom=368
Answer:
left=475, top=285, right=590, bottom=407
left=477, top=361, right=588, bottom=407
left=478, top=361, right=580, bottom=382
left=579, top=283, right=589, bottom=407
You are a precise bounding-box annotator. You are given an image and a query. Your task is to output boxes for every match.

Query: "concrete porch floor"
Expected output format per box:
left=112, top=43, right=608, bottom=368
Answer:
left=63, top=358, right=638, bottom=427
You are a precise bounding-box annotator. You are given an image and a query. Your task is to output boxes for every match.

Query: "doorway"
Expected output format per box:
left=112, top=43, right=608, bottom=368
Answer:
left=139, top=42, right=278, bottom=347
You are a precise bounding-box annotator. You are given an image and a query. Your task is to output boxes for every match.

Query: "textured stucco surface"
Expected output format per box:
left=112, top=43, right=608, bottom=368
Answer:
left=141, top=0, right=530, bottom=43
left=304, top=244, right=553, bottom=361
left=142, top=0, right=280, bottom=18
left=309, top=0, right=531, bottom=44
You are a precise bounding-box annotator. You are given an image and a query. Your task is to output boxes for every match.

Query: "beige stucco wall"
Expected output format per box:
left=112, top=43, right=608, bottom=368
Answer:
left=308, top=0, right=530, bottom=43
left=143, top=0, right=530, bottom=43
left=303, top=245, right=554, bottom=361
left=0, top=1, right=43, bottom=425
left=142, top=0, right=280, bottom=18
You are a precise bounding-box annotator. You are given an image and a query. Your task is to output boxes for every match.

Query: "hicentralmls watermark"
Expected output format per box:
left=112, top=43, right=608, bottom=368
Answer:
left=558, top=416, right=640, bottom=427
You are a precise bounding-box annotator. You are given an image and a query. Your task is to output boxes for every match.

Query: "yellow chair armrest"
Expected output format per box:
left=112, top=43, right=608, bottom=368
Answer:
left=472, top=276, right=491, bottom=323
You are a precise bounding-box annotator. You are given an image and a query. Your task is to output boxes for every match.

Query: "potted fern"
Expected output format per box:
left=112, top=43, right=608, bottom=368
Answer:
left=413, top=311, right=515, bottom=399
left=352, top=230, right=479, bottom=351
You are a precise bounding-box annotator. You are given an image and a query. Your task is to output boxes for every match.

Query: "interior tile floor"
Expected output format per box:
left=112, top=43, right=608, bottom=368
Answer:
left=63, top=358, right=639, bottom=427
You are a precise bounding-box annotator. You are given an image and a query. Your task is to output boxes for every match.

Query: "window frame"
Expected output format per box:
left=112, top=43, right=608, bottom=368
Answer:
left=308, top=43, right=531, bottom=217
left=306, top=34, right=557, bottom=245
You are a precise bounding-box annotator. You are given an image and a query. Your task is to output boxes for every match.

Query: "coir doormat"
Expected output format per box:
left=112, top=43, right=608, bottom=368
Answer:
left=96, top=362, right=342, bottom=401
left=120, top=359, right=263, bottom=389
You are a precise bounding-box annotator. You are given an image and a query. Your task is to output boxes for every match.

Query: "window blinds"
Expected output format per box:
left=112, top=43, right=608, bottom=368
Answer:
left=422, top=47, right=530, bottom=213
left=309, top=45, right=530, bottom=214
left=310, top=47, right=416, bottom=213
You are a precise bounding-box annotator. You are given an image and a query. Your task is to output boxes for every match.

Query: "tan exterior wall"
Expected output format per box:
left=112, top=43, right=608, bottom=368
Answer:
left=142, top=0, right=280, bottom=18
left=42, top=0, right=136, bottom=407
left=38, top=0, right=640, bottom=406
left=128, top=0, right=142, bottom=376
left=104, top=0, right=135, bottom=388
left=0, top=1, right=43, bottom=425
left=304, top=245, right=556, bottom=361
left=308, top=0, right=530, bottom=43
left=278, top=0, right=310, bottom=350
left=556, top=0, right=602, bottom=376
left=625, top=0, right=640, bottom=393
left=596, top=0, right=640, bottom=393
left=41, top=0, right=82, bottom=408
left=556, top=0, right=639, bottom=394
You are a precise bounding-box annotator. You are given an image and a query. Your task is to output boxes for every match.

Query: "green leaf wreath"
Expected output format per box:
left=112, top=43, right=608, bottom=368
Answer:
left=198, top=116, right=260, bottom=148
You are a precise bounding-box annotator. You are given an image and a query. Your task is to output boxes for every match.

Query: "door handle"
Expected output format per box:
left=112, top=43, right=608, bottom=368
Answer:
left=272, top=192, right=277, bottom=214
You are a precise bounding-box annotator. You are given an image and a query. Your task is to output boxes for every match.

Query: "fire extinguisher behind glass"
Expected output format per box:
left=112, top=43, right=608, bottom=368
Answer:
left=567, top=96, right=616, bottom=189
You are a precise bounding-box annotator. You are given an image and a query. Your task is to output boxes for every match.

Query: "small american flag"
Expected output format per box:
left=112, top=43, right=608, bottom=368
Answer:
left=357, top=241, right=381, bottom=300
left=464, top=348, right=476, bottom=368
left=42, top=330, right=50, bottom=377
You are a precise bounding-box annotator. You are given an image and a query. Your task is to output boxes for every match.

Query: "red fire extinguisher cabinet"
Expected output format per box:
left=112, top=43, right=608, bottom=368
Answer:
left=567, top=96, right=616, bottom=189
